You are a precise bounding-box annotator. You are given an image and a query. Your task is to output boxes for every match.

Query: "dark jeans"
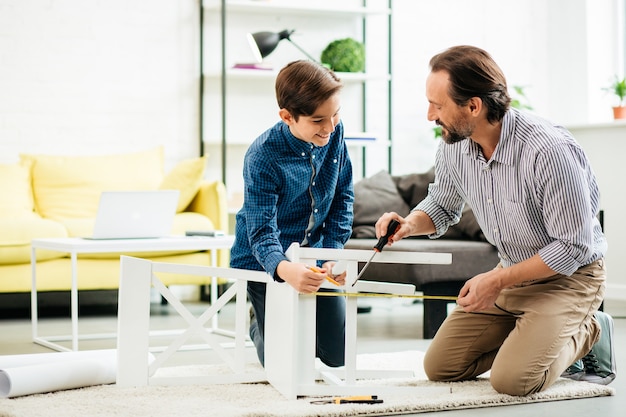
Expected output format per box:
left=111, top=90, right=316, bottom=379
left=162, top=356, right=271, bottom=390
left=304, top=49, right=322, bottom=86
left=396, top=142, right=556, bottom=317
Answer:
left=247, top=280, right=346, bottom=367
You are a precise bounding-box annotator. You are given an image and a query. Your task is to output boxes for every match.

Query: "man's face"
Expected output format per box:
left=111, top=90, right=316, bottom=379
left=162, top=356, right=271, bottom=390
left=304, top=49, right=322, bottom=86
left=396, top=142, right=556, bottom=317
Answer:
left=282, top=93, right=341, bottom=147
left=426, top=71, right=474, bottom=144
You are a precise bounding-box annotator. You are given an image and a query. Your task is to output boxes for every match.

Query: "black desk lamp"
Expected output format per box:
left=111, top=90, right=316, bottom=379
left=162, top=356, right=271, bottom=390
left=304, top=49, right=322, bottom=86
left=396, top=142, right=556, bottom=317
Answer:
left=247, top=29, right=318, bottom=63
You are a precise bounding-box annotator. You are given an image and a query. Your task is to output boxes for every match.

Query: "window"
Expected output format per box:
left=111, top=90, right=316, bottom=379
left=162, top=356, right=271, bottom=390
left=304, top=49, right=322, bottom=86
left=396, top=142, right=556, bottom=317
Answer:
left=621, top=0, right=626, bottom=74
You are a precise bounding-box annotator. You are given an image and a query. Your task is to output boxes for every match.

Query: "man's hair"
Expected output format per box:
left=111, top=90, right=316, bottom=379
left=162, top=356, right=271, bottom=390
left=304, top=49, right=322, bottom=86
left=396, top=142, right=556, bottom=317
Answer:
left=429, top=45, right=511, bottom=123
left=275, top=60, right=343, bottom=120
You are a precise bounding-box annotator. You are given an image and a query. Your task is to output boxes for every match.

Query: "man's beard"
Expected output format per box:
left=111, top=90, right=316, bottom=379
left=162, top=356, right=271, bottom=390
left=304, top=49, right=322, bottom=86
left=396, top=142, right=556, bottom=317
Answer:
left=438, top=116, right=473, bottom=144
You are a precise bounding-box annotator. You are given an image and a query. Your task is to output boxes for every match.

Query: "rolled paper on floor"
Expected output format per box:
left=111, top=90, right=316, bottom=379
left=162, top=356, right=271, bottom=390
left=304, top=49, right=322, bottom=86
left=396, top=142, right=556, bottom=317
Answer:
left=0, top=349, right=154, bottom=398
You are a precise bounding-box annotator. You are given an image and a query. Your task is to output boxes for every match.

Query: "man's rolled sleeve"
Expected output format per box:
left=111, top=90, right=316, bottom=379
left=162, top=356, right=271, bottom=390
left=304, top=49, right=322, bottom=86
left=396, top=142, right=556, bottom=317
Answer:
left=414, top=196, right=461, bottom=239
left=539, top=240, right=592, bottom=277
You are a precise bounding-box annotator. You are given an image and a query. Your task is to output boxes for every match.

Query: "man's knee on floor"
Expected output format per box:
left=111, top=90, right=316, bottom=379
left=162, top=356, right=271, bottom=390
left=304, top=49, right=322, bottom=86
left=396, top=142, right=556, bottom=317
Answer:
left=490, top=369, right=543, bottom=396
left=423, top=358, right=463, bottom=382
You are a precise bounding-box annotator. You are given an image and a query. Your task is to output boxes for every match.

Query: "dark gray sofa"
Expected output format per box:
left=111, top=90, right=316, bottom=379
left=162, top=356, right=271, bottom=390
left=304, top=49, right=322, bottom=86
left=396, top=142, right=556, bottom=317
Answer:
left=344, top=168, right=500, bottom=338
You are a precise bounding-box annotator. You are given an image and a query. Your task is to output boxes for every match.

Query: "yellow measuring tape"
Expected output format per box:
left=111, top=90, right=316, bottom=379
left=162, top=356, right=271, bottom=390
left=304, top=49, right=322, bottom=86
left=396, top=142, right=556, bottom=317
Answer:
left=309, top=291, right=458, bottom=301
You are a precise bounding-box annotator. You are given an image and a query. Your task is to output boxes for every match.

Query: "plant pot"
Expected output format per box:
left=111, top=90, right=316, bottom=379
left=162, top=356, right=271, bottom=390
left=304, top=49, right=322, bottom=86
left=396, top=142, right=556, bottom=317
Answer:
left=613, top=106, right=626, bottom=120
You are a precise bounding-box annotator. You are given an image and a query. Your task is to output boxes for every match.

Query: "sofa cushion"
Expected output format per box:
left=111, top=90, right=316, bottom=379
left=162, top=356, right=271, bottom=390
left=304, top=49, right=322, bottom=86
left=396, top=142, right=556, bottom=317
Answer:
left=438, top=204, right=486, bottom=241
left=0, top=161, right=35, bottom=218
left=21, top=147, right=164, bottom=221
left=0, top=215, right=68, bottom=264
left=171, top=211, right=215, bottom=234
left=393, top=167, right=435, bottom=208
left=352, top=170, right=410, bottom=238
left=160, top=156, right=207, bottom=213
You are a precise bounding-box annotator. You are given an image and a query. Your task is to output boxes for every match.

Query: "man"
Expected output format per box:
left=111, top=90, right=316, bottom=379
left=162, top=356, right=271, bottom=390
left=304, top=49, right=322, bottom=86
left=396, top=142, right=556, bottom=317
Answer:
left=375, top=45, right=616, bottom=396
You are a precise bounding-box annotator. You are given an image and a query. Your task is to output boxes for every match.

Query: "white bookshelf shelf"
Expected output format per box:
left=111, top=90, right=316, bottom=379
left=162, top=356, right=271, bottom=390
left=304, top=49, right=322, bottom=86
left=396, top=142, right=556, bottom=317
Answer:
left=203, top=0, right=390, bottom=17
left=201, top=0, right=392, bottom=191
left=204, top=69, right=390, bottom=82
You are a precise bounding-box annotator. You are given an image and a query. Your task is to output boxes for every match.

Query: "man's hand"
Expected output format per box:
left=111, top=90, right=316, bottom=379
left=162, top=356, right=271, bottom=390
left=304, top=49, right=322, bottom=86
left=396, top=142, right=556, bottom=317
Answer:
left=457, top=269, right=504, bottom=312
left=457, top=255, right=558, bottom=312
left=375, top=211, right=436, bottom=245
left=375, top=212, right=408, bottom=245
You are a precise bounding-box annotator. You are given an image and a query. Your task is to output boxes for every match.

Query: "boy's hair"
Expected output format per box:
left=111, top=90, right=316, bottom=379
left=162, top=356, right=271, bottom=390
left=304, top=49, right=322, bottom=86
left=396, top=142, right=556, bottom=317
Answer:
left=275, top=60, right=343, bottom=121
left=429, top=45, right=511, bottom=124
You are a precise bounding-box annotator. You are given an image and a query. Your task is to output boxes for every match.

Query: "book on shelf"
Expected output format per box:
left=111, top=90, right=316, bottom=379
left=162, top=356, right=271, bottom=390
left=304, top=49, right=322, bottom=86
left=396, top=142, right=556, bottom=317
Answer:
left=232, top=62, right=273, bottom=70
left=344, top=133, right=377, bottom=141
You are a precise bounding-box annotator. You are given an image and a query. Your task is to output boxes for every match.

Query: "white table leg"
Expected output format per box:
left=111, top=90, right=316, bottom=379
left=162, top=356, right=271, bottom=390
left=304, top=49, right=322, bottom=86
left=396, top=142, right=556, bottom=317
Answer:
left=70, top=251, right=79, bottom=351
left=30, top=246, right=38, bottom=342
left=210, top=249, right=218, bottom=330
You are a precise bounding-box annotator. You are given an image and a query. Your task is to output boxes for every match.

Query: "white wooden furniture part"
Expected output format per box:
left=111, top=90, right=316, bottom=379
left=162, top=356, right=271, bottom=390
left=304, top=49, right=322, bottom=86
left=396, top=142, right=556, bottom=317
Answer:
left=264, top=244, right=452, bottom=399
left=116, top=256, right=269, bottom=387
left=115, top=245, right=451, bottom=397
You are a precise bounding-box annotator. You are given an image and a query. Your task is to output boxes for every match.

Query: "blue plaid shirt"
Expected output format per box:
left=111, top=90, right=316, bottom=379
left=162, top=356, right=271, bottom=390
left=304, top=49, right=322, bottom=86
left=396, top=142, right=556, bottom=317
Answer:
left=230, top=120, right=354, bottom=280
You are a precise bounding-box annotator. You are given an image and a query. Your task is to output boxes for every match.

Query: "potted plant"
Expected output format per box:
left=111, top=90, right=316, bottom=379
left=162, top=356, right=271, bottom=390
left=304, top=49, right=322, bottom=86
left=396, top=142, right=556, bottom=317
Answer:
left=320, top=38, right=365, bottom=73
left=604, top=76, right=626, bottom=120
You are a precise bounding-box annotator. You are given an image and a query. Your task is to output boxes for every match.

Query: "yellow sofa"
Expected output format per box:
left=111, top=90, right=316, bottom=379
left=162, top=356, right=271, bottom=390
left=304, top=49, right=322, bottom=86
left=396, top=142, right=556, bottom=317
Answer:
left=0, top=147, right=229, bottom=308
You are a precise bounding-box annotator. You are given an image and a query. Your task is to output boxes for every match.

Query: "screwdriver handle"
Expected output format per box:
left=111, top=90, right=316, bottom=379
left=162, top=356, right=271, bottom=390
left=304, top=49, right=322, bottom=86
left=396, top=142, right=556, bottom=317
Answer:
left=373, top=219, right=400, bottom=252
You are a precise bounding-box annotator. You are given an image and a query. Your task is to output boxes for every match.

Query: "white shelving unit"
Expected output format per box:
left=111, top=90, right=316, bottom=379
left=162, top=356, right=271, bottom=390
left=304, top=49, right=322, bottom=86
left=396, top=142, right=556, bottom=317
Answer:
left=200, top=0, right=392, bottom=207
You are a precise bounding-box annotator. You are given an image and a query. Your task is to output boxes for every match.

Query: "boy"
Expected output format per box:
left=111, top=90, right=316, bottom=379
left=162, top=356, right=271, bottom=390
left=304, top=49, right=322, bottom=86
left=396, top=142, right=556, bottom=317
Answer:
left=230, top=60, right=354, bottom=367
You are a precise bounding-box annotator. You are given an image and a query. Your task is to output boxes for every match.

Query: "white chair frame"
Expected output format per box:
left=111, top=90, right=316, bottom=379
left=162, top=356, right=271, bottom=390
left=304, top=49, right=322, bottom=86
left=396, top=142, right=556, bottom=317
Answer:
left=116, top=255, right=269, bottom=387
left=265, top=243, right=451, bottom=399
left=116, top=245, right=451, bottom=399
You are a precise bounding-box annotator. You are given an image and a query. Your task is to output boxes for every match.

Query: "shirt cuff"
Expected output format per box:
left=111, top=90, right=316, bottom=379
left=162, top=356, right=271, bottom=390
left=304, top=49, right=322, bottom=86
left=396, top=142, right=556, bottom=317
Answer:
left=263, top=252, right=289, bottom=282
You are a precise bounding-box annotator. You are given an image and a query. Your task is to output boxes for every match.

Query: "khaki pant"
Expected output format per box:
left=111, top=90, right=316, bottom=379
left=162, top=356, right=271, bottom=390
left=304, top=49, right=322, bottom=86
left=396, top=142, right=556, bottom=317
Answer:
left=423, top=259, right=606, bottom=396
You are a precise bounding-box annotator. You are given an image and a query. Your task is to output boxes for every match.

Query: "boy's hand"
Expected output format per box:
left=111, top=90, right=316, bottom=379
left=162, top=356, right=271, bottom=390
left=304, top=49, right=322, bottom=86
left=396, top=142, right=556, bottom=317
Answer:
left=321, top=261, right=346, bottom=285
left=276, top=261, right=326, bottom=293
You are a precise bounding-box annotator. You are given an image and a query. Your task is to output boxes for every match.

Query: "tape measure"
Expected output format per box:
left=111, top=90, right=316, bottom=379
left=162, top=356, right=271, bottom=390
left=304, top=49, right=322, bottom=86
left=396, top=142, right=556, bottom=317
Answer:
left=309, top=292, right=457, bottom=301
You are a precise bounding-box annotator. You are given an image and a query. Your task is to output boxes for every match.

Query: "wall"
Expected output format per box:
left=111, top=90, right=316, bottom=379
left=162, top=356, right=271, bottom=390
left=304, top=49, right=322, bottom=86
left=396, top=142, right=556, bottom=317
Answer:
left=0, top=0, right=199, bottom=170
left=567, top=122, right=626, bottom=300
left=388, top=0, right=551, bottom=176
left=1, top=0, right=621, bottom=178
left=389, top=0, right=623, bottom=177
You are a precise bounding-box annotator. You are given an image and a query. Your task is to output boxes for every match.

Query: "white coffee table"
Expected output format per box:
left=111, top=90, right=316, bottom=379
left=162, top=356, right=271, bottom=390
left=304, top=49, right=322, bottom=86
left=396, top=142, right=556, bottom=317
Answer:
left=30, top=235, right=235, bottom=351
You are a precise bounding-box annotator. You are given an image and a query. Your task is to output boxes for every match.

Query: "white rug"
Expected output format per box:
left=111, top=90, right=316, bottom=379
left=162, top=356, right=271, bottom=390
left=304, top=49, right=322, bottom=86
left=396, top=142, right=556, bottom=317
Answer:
left=0, top=351, right=614, bottom=417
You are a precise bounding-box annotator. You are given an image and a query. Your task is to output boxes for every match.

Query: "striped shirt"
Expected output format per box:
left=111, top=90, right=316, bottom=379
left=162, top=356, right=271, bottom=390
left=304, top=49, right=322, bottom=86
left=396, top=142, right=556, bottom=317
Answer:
left=415, top=108, right=607, bottom=276
left=230, top=120, right=354, bottom=279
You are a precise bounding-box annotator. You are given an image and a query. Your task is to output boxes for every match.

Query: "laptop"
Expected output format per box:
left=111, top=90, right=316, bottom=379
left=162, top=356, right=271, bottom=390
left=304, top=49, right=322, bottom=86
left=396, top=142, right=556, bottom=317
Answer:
left=86, top=190, right=179, bottom=239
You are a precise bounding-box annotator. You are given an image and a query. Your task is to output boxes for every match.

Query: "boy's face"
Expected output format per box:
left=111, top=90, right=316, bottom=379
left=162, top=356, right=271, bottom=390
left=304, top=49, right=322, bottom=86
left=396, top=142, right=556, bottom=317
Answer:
left=279, top=93, right=341, bottom=147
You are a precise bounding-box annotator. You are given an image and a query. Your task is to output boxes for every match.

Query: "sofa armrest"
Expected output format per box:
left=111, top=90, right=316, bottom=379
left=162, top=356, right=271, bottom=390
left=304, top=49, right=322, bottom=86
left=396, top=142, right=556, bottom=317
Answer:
left=187, top=180, right=228, bottom=232
left=186, top=180, right=229, bottom=267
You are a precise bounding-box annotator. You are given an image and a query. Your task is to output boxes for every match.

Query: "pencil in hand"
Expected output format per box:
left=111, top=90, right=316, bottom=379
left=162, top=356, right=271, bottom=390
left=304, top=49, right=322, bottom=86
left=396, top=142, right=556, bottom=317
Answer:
left=308, top=266, right=341, bottom=286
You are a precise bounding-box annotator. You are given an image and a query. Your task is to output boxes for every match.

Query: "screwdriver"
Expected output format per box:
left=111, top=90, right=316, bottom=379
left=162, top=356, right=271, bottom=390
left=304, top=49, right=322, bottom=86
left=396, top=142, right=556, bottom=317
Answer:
left=352, top=219, right=400, bottom=286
